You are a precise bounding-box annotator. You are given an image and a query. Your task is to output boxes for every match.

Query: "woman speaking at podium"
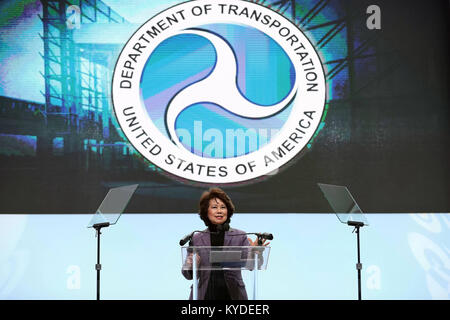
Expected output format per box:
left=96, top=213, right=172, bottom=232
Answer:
left=182, top=187, right=269, bottom=300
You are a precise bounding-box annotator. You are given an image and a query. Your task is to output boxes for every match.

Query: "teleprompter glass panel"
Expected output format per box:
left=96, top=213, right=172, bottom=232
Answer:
left=87, top=184, right=138, bottom=228
left=318, top=183, right=369, bottom=226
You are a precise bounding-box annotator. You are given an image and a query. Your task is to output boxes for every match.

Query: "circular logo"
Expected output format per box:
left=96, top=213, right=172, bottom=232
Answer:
left=112, top=0, right=326, bottom=184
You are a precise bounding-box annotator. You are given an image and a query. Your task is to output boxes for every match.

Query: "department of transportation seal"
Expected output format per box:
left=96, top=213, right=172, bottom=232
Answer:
left=112, top=0, right=326, bottom=184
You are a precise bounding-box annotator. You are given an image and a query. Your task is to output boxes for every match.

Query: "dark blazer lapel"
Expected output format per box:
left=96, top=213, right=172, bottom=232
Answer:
left=198, top=230, right=210, bottom=246
left=224, top=228, right=236, bottom=247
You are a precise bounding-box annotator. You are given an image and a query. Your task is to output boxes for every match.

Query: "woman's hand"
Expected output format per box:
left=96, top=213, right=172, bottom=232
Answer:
left=186, top=253, right=201, bottom=267
left=248, top=237, right=270, bottom=247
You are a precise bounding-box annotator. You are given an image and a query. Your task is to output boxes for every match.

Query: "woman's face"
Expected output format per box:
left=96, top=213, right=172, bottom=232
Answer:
left=207, top=198, right=228, bottom=225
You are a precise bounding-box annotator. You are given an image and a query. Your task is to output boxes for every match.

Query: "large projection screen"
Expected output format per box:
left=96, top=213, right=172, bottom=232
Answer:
left=0, top=0, right=448, bottom=214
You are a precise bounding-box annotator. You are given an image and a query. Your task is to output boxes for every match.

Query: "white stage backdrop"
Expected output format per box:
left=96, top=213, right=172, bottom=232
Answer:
left=0, top=213, right=448, bottom=300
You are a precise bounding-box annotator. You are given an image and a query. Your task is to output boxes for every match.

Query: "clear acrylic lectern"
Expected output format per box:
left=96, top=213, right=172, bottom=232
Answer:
left=318, top=183, right=369, bottom=300
left=87, top=184, right=138, bottom=300
left=181, top=246, right=271, bottom=300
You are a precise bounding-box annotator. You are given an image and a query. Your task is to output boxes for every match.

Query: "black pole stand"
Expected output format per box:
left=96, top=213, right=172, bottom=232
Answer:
left=93, top=222, right=110, bottom=301
left=347, top=220, right=364, bottom=300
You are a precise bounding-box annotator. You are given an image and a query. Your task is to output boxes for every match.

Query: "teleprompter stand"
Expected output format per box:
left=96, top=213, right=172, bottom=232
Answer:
left=87, top=184, right=138, bottom=300
left=348, top=220, right=364, bottom=300
left=93, top=222, right=110, bottom=301
left=318, top=183, right=369, bottom=300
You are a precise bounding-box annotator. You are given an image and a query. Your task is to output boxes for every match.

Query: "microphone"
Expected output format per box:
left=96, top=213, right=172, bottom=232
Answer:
left=256, top=232, right=273, bottom=240
left=179, top=231, right=197, bottom=246
left=229, top=231, right=274, bottom=242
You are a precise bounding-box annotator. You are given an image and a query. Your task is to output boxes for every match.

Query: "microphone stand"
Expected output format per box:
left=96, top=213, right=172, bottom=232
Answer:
left=181, top=229, right=220, bottom=300
left=234, top=232, right=273, bottom=300
left=180, top=230, right=214, bottom=300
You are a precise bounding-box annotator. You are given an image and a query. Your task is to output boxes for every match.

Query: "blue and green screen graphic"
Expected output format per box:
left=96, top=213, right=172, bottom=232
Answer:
left=141, top=23, right=295, bottom=158
left=0, top=0, right=448, bottom=213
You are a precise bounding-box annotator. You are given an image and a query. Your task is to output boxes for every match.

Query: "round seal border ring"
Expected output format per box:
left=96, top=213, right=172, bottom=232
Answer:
left=111, top=0, right=327, bottom=184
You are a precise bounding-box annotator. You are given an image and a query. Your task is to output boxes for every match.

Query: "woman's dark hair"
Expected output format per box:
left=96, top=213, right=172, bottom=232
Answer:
left=199, top=187, right=235, bottom=226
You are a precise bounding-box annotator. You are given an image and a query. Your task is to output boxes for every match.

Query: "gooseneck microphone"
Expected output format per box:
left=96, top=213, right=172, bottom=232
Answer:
left=250, top=232, right=273, bottom=245
left=229, top=231, right=274, bottom=242
left=179, top=231, right=197, bottom=246
left=179, top=222, right=231, bottom=246
left=256, top=232, right=273, bottom=240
